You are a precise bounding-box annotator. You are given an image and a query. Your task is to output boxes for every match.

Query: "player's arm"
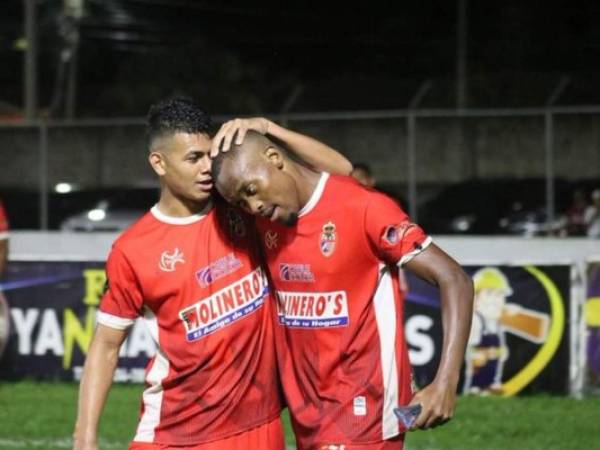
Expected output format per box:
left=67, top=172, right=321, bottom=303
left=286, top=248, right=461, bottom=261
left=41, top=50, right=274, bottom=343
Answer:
left=0, top=238, right=7, bottom=277
left=404, top=244, right=474, bottom=430
left=210, top=117, right=353, bottom=175
left=73, top=324, right=128, bottom=450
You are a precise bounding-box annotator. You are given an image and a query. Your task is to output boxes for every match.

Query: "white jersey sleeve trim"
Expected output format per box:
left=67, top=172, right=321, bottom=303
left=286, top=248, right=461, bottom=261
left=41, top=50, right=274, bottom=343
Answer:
left=298, top=172, right=329, bottom=218
left=96, top=310, right=135, bottom=330
left=397, top=236, right=433, bottom=267
left=0, top=231, right=8, bottom=240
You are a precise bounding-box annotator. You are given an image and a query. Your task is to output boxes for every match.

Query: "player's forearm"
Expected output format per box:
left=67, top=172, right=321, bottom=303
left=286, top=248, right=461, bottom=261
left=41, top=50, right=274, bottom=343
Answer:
left=74, top=329, right=123, bottom=445
left=266, top=120, right=353, bottom=175
left=433, top=269, right=474, bottom=386
left=0, top=240, right=8, bottom=277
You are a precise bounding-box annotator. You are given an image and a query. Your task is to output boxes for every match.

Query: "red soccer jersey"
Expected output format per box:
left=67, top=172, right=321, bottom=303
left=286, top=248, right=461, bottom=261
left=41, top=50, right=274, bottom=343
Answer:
left=0, top=200, right=9, bottom=240
left=257, top=174, right=431, bottom=449
left=98, top=201, right=283, bottom=446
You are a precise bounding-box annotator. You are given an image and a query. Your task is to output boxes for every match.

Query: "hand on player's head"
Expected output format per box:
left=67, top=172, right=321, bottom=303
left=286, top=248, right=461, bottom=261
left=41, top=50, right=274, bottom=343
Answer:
left=210, top=118, right=270, bottom=158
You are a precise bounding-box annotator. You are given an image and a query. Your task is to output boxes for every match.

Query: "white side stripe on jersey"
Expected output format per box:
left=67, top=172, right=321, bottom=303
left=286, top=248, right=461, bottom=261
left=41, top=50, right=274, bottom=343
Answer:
left=373, top=264, right=400, bottom=439
left=397, top=236, right=433, bottom=267
left=96, top=311, right=135, bottom=330
left=134, top=308, right=169, bottom=443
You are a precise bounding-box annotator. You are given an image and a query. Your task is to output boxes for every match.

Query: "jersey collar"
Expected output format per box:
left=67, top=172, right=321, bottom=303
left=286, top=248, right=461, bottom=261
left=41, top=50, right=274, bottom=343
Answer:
left=298, top=172, right=329, bottom=218
left=150, top=200, right=212, bottom=225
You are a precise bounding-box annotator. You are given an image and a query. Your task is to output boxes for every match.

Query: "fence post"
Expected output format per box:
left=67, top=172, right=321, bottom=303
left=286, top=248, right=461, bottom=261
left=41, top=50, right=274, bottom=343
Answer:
left=544, top=110, right=555, bottom=232
left=39, top=122, right=48, bottom=230
left=407, top=81, right=432, bottom=220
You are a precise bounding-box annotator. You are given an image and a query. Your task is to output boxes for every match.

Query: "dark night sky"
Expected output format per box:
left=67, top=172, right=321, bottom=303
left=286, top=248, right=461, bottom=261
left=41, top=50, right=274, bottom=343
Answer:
left=2, top=0, right=600, bottom=116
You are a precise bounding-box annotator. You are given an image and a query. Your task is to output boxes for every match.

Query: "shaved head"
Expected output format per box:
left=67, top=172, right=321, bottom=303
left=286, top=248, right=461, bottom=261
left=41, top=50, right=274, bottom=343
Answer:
left=212, top=131, right=301, bottom=226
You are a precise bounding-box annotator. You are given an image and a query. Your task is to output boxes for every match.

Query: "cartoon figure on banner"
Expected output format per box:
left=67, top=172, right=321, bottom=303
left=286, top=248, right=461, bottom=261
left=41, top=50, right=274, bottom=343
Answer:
left=463, top=267, right=550, bottom=395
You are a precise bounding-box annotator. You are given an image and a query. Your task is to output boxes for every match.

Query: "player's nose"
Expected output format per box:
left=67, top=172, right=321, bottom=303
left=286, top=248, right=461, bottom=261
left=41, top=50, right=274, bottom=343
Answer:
left=248, top=198, right=264, bottom=215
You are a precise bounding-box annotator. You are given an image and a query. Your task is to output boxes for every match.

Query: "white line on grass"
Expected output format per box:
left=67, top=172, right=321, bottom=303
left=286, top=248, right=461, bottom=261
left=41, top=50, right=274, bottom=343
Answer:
left=0, top=438, right=297, bottom=450
left=0, top=438, right=124, bottom=449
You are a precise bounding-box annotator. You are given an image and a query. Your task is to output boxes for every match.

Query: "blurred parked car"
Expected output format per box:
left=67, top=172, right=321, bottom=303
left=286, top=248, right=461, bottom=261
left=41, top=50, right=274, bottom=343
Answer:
left=60, top=188, right=158, bottom=232
left=498, top=207, right=568, bottom=237
left=419, top=178, right=572, bottom=235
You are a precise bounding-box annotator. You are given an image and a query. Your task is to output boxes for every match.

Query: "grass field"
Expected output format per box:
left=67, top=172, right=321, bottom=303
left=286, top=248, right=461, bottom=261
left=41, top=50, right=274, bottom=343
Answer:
left=0, top=382, right=598, bottom=449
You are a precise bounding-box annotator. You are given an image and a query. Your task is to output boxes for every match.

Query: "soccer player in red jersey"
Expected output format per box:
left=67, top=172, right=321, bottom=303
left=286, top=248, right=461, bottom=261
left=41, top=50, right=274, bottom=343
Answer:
left=212, top=132, right=474, bottom=450
left=73, top=99, right=352, bottom=450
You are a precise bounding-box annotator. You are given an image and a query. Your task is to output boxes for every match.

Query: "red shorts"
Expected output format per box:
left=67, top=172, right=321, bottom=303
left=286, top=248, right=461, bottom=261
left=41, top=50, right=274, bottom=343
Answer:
left=129, top=416, right=285, bottom=450
left=304, top=435, right=404, bottom=450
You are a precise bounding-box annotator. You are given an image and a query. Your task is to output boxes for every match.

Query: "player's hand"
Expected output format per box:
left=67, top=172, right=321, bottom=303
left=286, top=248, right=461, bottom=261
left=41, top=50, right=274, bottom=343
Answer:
left=210, top=117, right=271, bottom=157
left=408, top=379, right=457, bottom=430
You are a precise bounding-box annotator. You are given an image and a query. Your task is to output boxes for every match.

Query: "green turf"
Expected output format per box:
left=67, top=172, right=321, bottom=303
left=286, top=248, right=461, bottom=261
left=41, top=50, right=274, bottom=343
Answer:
left=0, top=381, right=598, bottom=449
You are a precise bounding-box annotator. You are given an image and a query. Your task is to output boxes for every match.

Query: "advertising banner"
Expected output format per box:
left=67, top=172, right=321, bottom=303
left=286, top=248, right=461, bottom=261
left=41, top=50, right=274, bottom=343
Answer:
left=405, top=265, right=571, bottom=396
left=0, top=261, right=571, bottom=396
left=0, top=261, right=154, bottom=382
left=585, top=260, right=600, bottom=393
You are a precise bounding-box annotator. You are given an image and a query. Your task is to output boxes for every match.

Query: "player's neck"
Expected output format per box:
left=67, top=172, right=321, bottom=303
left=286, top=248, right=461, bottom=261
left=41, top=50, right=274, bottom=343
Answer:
left=293, top=164, right=322, bottom=210
left=156, top=190, right=211, bottom=218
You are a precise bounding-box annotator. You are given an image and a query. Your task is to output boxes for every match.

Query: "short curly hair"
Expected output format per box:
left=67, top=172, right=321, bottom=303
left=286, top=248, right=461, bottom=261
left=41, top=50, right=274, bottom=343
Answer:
left=146, top=97, right=212, bottom=147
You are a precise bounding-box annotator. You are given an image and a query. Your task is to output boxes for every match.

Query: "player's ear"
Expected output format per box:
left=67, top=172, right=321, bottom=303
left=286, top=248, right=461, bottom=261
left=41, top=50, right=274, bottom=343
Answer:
left=149, top=150, right=167, bottom=176
left=264, top=146, right=284, bottom=170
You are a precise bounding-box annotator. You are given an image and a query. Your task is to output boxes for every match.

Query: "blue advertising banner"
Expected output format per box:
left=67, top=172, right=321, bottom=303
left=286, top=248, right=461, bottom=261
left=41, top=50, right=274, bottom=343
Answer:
left=404, top=265, right=571, bottom=396
left=585, top=260, right=600, bottom=393
left=0, top=261, right=154, bottom=382
left=0, top=261, right=571, bottom=395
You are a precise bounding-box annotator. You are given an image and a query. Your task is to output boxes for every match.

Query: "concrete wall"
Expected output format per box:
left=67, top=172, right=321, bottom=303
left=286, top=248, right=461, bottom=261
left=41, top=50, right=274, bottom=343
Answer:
left=1, top=114, right=599, bottom=189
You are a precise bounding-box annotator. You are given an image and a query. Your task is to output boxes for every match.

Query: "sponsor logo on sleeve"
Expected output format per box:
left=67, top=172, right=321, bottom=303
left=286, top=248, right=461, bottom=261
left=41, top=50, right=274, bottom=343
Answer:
left=320, top=221, right=337, bottom=257
left=279, top=263, right=315, bottom=283
left=382, top=222, right=417, bottom=246
left=196, top=253, right=243, bottom=288
left=159, top=248, right=185, bottom=272
left=179, top=268, right=268, bottom=341
left=275, top=290, right=349, bottom=328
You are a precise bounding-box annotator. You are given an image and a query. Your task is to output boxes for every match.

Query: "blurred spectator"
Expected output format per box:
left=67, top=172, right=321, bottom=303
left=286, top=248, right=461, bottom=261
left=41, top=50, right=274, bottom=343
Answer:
left=0, top=198, right=8, bottom=277
left=584, top=189, right=600, bottom=238
left=565, top=189, right=588, bottom=236
left=350, top=162, right=376, bottom=188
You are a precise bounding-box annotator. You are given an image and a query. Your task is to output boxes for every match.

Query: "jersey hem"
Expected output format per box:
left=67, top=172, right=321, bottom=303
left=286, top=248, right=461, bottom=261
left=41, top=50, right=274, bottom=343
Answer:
left=131, top=408, right=284, bottom=446
left=308, top=431, right=403, bottom=448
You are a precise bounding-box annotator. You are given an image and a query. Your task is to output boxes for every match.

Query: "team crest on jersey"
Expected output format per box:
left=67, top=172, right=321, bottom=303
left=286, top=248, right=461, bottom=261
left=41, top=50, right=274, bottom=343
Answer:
left=383, top=222, right=417, bottom=246
left=196, top=253, right=243, bottom=287
left=159, top=248, right=185, bottom=272
left=227, top=209, right=246, bottom=237
left=320, top=221, right=337, bottom=257
left=264, top=230, right=279, bottom=250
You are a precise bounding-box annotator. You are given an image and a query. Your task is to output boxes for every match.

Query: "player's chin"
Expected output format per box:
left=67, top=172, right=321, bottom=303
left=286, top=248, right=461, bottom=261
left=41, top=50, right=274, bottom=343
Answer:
left=190, top=189, right=213, bottom=203
left=279, top=211, right=298, bottom=227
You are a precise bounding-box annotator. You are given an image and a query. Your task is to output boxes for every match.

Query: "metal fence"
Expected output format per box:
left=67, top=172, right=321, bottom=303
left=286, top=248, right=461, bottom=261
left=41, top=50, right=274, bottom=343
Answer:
left=1, top=105, right=600, bottom=230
